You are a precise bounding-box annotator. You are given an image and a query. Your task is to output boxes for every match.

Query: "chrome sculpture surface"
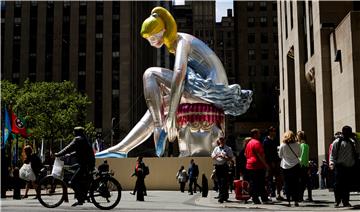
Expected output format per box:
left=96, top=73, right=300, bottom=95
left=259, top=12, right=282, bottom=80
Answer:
left=96, top=7, right=252, bottom=158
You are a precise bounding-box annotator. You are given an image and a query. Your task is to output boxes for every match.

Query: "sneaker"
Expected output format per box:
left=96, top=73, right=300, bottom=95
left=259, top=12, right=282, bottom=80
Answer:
left=294, top=202, right=299, bottom=207
left=334, top=202, right=341, bottom=208
left=130, top=192, right=135, bottom=195
left=218, top=199, right=224, bottom=203
left=71, top=201, right=84, bottom=207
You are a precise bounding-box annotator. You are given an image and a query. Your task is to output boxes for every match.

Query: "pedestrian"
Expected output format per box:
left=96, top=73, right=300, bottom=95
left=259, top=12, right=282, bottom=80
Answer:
left=228, top=160, right=236, bottom=193
left=187, top=159, right=201, bottom=194
left=320, top=160, right=328, bottom=189
left=22, top=145, right=43, bottom=199
left=237, top=137, right=251, bottom=180
left=211, top=137, right=234, bottom=203
left=297, top=131, right=313, bottom=202
left=329, top=125, right=359, bottom=207
left=244, top=129, right=271, bottom=204
left=278, top=131, right=301, bottom=207
left=176, top=165, right=188, bottom=192
left=131, top=156, right=147, bottom=201
left=262, top=126, right=284, bottom=200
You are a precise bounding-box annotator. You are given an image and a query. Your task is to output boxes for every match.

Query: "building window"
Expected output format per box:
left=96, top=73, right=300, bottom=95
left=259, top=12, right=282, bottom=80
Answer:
left=260, top=17, right=267, bottom=27
left=248, top=49, right=255, bottom=60
left=273, top=33, right=278, bottom=43
left=261, top=33, right=268, bottom=43
left=260, top=1, right=267, bottom=11
left=272, top=2, right=277, bottom=11
left=261, top=49, right=268, bottom=60
left=248, top=66, right=256, bottom=76
left=247, top=2, right=254, bottom=11
left=273, top=16, right=277, bottom=27
left=248, top=17, right=255, bottom=27
left=248, top=33, right=255, bottom=43
left=112, top=51, right=119, bottom=58
left=262, top=65, right=269, bottom=76
left=274, top=49, right=278, bottom=59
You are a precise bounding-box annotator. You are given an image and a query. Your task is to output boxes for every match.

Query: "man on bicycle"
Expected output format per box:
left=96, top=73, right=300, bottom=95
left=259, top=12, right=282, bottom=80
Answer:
left=55, top=126, right=95, bottom=207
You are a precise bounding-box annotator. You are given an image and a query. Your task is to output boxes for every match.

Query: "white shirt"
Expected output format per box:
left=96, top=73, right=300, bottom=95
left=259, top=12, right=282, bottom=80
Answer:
left=278, top=142, right=301, bottom=169
left=211, top=145, right=234, bottom=165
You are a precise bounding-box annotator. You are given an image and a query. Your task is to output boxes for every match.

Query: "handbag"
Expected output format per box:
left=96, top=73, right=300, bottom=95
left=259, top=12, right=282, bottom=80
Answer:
left=51, top=157, right=64, bottom=179
left=19, top=163, right=36, bottom=181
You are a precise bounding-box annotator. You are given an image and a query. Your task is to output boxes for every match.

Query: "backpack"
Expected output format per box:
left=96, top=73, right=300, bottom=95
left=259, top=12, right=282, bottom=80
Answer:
left=143, top=165, right=149, bottom=176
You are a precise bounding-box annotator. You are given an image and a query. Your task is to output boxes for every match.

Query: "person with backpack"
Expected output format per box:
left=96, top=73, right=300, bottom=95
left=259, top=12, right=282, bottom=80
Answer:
left=131, top=156, right=148, bottom=201
left=330, top=126, right=359, bottom=207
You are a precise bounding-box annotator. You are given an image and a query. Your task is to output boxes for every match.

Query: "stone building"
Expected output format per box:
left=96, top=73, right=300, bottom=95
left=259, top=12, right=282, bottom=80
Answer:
left=277, top=1, right=360, bottom=161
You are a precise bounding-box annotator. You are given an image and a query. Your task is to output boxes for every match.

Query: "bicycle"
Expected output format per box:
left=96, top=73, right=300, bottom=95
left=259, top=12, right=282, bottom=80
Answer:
left=36, top=158, right=122, bottom=210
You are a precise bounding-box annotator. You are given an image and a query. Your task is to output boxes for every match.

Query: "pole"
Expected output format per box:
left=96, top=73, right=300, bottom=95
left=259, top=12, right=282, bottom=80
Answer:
left=111, top=117, right=115, bottom=146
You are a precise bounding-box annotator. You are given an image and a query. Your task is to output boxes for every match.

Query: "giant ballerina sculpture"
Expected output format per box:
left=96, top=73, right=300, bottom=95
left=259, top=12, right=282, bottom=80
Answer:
left=96, top=7, right=252, bottom=158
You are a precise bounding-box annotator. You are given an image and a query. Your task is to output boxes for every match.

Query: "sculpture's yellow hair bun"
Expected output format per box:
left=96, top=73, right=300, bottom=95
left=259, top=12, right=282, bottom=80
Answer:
left=140, top=7, right=177, bottom=54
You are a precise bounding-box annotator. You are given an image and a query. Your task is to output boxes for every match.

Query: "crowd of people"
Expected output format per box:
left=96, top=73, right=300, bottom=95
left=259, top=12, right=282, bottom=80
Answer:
left=207, top=125, right=360, bottom=208
left=2, top=125, right=359, bottom=209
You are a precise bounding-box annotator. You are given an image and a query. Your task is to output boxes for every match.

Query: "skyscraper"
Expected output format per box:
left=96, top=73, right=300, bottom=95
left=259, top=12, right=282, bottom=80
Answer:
left=1, top=1, right=157, bottom=144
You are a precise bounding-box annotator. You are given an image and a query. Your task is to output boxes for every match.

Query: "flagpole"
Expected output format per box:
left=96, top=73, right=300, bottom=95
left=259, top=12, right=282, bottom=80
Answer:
left=15, top=134, right=19, bottom=167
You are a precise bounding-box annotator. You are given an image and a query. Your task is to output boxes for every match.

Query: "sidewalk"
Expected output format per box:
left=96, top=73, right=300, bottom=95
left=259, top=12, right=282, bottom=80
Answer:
left=196, top=189, right=360, bottom=211
left=4, top=188, right=360, bottom=211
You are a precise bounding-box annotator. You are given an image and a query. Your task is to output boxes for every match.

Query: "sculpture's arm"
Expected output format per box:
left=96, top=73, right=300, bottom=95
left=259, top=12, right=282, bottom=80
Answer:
left=166, top=38, right=190, bottom=141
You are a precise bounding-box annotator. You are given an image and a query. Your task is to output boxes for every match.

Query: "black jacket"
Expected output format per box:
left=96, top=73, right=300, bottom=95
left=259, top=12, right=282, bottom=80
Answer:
left=56, top=135, right=95, bottom=169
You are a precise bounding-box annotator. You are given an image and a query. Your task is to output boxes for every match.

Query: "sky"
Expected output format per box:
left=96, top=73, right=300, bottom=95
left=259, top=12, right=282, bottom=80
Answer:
left=174, top=0, right=234, bottom=22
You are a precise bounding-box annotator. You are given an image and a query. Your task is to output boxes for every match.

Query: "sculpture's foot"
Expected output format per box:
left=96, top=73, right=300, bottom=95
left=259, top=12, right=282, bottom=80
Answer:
left=95, top=151, right=128, bottom=158
left=154, top=128, right=167, bottom=157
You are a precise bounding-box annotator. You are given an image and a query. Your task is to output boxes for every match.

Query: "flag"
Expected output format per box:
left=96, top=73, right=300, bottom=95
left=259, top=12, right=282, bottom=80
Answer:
left=11, top=110, right=30, bottom=138
left=2, top=105, right=12, bottom=146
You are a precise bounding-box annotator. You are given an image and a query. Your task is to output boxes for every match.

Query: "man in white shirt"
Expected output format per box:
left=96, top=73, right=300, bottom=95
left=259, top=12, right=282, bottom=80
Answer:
left=211, top=137, right=234, bottom=203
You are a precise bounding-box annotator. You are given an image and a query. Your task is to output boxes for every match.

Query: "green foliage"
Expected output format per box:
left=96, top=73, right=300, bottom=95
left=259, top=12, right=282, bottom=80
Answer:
left=1, top=80, right=94, bottom=144
left=1, top=80, right=19, bottom=106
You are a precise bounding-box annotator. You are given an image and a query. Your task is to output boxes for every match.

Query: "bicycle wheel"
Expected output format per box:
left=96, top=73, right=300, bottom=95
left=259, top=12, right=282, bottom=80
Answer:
left=90, top=177, right=122, bottom=210
left=37, top=176, right=66, bottom=208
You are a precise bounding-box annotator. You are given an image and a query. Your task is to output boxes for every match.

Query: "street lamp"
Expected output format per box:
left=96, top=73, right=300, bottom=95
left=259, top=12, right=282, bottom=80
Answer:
left=111, top=117, right=116, bottom=146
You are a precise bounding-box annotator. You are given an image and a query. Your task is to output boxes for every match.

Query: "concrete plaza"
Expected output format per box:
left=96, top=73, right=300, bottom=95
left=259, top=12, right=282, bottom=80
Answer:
left=1, top=188, right=360, bottom=211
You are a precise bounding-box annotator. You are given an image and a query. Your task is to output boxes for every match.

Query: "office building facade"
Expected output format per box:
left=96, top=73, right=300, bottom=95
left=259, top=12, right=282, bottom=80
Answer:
left=278, top=1, right=360, bottom=161
left=1, top=1, right=157, bottom=144
left=234, top=1, right=279, bottom=134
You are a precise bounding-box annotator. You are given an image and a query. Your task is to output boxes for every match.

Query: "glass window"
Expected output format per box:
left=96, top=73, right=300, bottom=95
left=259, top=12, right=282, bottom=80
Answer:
left=260, top=17, right=267, bottom=27
left=273, top=16, right=277, bottom=27
left=248, top=17, right=255, bottom=27
left=248, top=66, right=256, bottom=76
left=261, top=33, right=268, bottom=43
left=260, top=1, right=267, bottom=11
left=261, top=49, right=268, bottom=60
left=247, top=2, right=254, bottom=11
left=248, top=33, right=255, bottom=43
left=262, top=66, right=269, bottom=76
left=248, top=49, right=255, bottom=60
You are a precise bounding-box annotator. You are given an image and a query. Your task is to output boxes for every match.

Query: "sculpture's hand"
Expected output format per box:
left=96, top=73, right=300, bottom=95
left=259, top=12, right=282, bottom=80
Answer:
left=165, top=116, right=177, bottom=142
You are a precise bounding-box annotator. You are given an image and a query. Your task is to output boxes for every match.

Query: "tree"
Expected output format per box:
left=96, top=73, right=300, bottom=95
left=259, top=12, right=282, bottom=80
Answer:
left=0, top=80, right=19, bottom=107
left=1, top=80, right=93, bottom=151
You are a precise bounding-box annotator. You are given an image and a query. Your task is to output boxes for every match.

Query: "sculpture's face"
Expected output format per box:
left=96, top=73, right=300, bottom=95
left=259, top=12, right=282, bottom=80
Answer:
left=146, top=29, right=165, bottom=48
